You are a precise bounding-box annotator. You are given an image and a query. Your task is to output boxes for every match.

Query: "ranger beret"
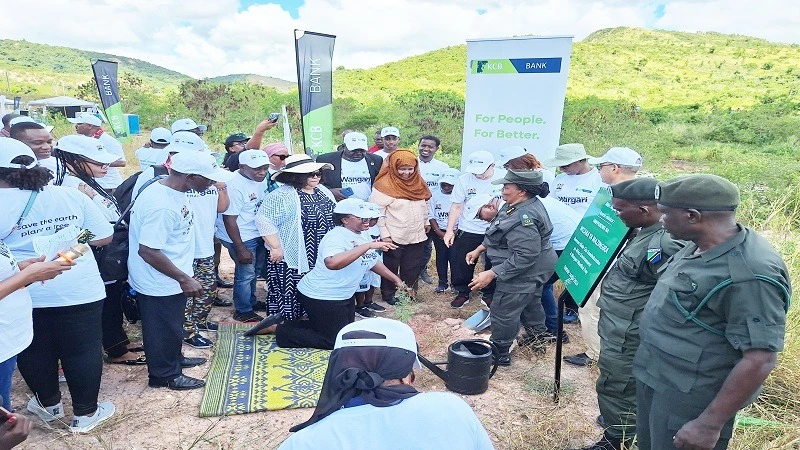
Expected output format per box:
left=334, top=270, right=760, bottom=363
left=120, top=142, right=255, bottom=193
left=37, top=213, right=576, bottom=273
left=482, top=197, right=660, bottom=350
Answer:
left=655, top=174, right=739, bottom=211
left=610, top=177, right=658, bottom=201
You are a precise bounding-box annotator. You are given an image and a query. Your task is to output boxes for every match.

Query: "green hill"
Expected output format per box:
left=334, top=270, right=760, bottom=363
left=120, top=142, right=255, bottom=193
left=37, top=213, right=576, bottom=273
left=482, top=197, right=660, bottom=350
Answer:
left=206, top=74, right=296, bottom=92
left=0, top=39, right=191, bottom=98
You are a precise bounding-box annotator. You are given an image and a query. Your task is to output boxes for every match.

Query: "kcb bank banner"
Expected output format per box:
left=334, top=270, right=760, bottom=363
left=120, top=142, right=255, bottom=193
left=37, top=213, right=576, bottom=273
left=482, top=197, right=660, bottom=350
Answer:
left=461, top=36, right=572, bottom=168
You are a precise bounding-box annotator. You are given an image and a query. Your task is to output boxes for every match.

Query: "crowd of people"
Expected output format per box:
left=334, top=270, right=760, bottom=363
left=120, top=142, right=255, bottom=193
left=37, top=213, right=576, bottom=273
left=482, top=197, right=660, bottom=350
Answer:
left=0, top=111, right=791, bottom=450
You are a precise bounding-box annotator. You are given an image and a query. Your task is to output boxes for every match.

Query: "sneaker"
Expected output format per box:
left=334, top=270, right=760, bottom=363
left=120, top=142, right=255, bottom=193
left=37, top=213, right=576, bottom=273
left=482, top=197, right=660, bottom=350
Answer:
left=364, top=302, right=386, bottom=312
left=27, top=397, right=65, bottom=423
left=434, top=283, right=449, bottom=293
left=450, top=296, right=470, bottom=309
left=184, top=334, right=214, bottom=349
left=480, top=297, right=492, bottom=308
left=355, top=306, right=376, bottom=318
left=384, top=296, right=399, bottom=306
left=563, top=310, right=579, bottom=324
left=69, top=402, right=115, bottom=433
left=252, top=301, right=267, bottom=311
left=197, top=321, right=219, bottom=332
left=215, top=277, right=234, bottom=289
left=233, top=311, right=263, bottom=323
left=419, top=270, right=434, bottom=284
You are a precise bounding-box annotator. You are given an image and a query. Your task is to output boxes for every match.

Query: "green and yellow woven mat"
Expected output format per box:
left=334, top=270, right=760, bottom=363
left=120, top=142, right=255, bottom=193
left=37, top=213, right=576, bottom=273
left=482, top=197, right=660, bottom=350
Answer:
left=199, top=323, right=331, bottom=417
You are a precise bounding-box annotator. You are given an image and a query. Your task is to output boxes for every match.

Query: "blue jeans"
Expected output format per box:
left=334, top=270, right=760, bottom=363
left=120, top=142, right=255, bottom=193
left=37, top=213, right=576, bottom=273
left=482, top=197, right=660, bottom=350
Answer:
left=0, top=355, right=16, bottom=410
left=541, top=278, right=558, bottom=333
left=221, top=237, right=266, bottom=313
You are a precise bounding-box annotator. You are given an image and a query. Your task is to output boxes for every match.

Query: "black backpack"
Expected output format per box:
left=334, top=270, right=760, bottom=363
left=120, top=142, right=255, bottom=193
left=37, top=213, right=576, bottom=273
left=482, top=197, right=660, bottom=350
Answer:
left=94, top=166, right=168, bottom=282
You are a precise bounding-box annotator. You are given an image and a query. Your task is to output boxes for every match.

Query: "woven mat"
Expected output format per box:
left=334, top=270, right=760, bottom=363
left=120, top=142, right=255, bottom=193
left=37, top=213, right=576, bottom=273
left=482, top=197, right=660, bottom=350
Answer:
left=199, top=323, right=330, bottom=417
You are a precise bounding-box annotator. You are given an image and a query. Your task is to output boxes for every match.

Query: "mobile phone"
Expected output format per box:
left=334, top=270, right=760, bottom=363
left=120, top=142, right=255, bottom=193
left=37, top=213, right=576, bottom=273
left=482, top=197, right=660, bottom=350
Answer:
left=340, top=187, right=354, bottom=197
left=0, top=406, right=11, bottom=424
left=268, top=112, right=280, bottom=123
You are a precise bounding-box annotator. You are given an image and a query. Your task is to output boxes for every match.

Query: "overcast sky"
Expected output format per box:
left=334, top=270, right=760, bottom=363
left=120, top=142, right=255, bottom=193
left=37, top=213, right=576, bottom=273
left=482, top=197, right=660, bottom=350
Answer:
left=2, top=0, right=797, bottom=80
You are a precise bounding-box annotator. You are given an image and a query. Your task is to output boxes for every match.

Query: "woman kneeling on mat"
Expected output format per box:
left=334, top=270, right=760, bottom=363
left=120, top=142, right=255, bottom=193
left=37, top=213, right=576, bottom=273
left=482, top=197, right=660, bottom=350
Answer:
left=256, top=198, right=403, bottom=349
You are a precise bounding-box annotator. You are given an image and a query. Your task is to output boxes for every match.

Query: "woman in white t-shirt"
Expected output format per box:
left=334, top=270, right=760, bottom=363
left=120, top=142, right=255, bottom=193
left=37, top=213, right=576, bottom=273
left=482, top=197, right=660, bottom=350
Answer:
left=255, top=199, right=403, bottom=350
left=52, top=135, right=147, bottom=365
left=0, top=139, right=115, bottom=433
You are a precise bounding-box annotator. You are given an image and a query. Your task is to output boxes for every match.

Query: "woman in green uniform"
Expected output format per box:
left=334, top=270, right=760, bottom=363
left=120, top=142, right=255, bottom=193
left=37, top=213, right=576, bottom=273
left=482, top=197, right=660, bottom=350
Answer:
left=467, top=169, right=557, bottom=366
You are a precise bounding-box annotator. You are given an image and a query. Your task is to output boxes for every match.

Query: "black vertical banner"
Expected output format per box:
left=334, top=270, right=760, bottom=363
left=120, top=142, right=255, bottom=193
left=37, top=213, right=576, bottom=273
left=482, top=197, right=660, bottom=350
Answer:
left=91, top=59, right=129, bottom=141
left=295, top=30, right=335, bottom=155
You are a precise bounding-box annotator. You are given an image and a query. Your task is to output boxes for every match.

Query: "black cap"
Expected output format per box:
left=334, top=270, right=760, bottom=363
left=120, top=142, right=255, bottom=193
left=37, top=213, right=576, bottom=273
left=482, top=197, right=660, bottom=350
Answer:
left=224, top=133, right=250, bottom=146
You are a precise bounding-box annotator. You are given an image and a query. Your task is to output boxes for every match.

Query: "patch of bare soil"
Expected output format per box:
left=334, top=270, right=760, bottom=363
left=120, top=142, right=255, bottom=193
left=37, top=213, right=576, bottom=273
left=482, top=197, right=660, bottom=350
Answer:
left=12, top=256, right=604, bottom=449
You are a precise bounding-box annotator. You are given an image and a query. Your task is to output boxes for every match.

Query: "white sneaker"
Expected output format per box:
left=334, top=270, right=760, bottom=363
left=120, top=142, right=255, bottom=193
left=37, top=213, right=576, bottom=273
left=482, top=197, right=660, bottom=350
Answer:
left=27, top=396, right=65, bottom=422
left=69, top=402, right=115, bottom=433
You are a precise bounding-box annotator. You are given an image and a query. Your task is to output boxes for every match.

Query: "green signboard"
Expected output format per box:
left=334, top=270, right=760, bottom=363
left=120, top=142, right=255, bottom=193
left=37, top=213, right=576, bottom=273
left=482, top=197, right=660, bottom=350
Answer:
left=555, top=187, right=632, bottom=306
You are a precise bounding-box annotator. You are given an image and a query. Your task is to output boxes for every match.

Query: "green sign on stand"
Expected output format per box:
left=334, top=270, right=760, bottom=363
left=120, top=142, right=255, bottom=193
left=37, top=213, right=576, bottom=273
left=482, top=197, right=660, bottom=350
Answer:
left=555, top=187, right=632, bottom=306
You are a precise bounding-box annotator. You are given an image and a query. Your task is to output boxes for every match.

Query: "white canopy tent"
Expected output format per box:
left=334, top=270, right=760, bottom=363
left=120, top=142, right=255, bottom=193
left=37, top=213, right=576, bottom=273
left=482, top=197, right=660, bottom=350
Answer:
left=27, top=96, right=97, bottom=108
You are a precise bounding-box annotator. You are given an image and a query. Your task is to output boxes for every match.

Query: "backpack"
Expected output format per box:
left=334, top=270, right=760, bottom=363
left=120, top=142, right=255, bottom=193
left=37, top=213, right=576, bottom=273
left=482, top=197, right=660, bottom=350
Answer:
left=94, top=167, right=168, bottom=282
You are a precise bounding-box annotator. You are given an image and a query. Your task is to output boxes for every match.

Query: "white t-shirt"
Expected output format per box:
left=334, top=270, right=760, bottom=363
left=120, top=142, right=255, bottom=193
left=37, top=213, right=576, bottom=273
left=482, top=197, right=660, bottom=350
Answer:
left=60, top=174, right=120, bottom=222
left=297, top=226, right=378, bottom=301
left=373, top=149, right=391, bottom=160
left=0, top=241, right=33, bottom=363
left=418, top=158, right=450, bottom=190
left=1, top=186, right=113, bottom=308
left=128, top=182, right=195, bottom=296
left=340, top=158, right=373, bottom=200
left=279, top=392, right=494, bottom=450
left=135, top=146, right=168, bottom=170
left=38, top=157, right=57, bottom=174
left=215, top=171, right=268, bottom=243
left=186, top=186, right=218, bottom=259
left=94, top=132, right=126, bottom=189
left=450, top=173, right=502, bottom=234
left=553, top=168, right=604, bottom=216
left=429, top=188, right=454, bottom=230
left=540, top=196, right=581, bottom=251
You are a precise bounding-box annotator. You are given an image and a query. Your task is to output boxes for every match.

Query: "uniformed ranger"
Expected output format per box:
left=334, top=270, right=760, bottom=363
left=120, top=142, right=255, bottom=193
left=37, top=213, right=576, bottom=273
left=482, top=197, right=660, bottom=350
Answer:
left=633, top=174, right=791, bottom=450
left=466, top=169, right=557, bottom=366
left=573, top=178, right=684, bottom=450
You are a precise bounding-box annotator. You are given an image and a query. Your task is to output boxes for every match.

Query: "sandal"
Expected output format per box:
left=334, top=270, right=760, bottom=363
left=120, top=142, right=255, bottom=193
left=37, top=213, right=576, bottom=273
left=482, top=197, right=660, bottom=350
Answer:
left=108, top=354, right=147, bottom=365
left=128, top=346, right=145, bottom=353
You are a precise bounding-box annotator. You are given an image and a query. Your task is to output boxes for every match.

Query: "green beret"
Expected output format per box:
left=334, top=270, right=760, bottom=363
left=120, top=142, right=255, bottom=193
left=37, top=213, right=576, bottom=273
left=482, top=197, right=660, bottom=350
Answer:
left=610, top=178, right=659, bottom=201
left=655, top=174, right=739, bottom=211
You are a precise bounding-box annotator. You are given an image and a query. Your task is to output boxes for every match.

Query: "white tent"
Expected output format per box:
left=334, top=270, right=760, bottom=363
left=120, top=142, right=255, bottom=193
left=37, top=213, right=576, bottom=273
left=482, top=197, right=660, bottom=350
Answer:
left=27, top=96, right=97, bottom=108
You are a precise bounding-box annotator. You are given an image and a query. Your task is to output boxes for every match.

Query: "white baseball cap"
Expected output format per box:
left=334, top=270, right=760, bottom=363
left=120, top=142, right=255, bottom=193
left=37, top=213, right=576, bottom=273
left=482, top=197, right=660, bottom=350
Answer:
left=362, top=202, right=385, bottom=219
left=463, top=194, right=494, bottom=220
left=343, top=132, right=369, bottom=151
left=164, top=131, right=205, bottom=153
left=0, top=138, right=38, bottom=169
left=169, top=151, right=234, bottom=182
left=55, top=135, right=120, bottom=164
left=238, top=149, right=271, bottom=168
left=149, top=127, right=172, bottom=145
left=171, top=118, right=207, bottom=133
left=67, top=112, right=102, bottom=127
left=464, top=150, right=495, bottom=174
left=588, top=147, right=643, bottom=167
left=335, top=318, right=421, bottom=369
left=333, top=198, right=368, bottom=217
left=380, top=126, right=400, bottom=138
left=438, top=168, right=460, bottom=185
left=9, top=116, right=54, bottom=133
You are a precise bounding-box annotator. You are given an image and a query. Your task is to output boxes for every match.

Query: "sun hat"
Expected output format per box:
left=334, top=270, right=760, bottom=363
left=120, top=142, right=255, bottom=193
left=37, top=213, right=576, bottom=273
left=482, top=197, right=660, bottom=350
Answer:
left=380, top=127, right=400, bottom=138
left=170, top=118, right=207, bottom=133
left=464, top=150, right=495, bottom=175
left=588, top=147, right=643, bottom=167
left=238, top=149, right=271, bottom=168
left=335, top=318, right=421, bottom=369
left=271, top=154, right=333, bottom=181
left=149, top=127, right=171, bottom=145
left=439, top=168, right=460, bottom=185
left=543, top=143, right=592, bottom=168
left=169, top=151, right=234, bottom=182
left=0, top=138, right=38, bottom=169
left=163, top=131, right=205, bottom=154
left=67, top=112, right=102, bottom=127
left=344, top=132, right=369, bottom=151
left=55, top=135, right=120, bottom=164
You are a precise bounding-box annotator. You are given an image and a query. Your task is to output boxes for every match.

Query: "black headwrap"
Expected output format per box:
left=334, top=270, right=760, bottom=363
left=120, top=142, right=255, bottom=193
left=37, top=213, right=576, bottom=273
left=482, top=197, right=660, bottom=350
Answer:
left=289, top=330, right=419, bottom=432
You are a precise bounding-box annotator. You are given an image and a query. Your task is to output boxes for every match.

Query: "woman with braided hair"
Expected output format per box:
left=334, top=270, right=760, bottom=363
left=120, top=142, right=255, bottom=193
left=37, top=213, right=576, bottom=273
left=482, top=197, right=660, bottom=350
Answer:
left=52, top=135, right=146, bottom=366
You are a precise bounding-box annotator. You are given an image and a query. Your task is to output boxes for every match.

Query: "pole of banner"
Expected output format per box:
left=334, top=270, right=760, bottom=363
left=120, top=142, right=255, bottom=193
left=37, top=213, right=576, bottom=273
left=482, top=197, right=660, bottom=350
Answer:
left=553, top=291, right=565, bottom=403
left=293, top=30, right=306, bottom=153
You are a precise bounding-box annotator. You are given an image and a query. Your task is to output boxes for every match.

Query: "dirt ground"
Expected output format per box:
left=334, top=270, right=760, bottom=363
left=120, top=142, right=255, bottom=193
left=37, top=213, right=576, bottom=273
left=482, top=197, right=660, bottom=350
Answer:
left=11, top=255, right=604, bottom=450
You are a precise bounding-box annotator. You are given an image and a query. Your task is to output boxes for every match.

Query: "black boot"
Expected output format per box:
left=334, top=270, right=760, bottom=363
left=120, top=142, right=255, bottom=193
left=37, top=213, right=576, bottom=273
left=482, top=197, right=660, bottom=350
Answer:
left=517, top=328, right=549, bottom=354
left=569, top=432, right=624, bottom=450
left=492, top=343, right=512, bottom=366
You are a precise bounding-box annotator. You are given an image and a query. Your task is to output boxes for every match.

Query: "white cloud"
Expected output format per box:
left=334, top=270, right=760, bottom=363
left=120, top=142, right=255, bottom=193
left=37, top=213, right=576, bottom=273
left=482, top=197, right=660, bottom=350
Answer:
left=0, top=0, right=797, bottom=81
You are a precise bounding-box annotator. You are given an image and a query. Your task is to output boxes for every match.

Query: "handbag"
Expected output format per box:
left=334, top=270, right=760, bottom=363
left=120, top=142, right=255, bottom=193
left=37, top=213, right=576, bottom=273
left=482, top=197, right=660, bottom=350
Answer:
left=119, top=281, right=140, bottom=324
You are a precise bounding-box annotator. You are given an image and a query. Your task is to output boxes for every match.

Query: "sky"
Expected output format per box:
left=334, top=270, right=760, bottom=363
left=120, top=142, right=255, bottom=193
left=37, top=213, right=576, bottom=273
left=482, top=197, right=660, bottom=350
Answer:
left=1, top=0, right=798, bottom=81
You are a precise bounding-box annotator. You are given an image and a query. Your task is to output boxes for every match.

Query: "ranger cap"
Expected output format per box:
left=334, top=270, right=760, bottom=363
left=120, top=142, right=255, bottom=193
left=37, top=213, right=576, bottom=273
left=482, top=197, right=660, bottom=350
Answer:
left=655, top=174, right=739, bottom=211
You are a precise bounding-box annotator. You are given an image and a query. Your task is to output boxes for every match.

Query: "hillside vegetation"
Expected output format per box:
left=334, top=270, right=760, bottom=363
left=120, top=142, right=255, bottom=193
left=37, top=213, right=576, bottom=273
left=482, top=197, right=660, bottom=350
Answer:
left=206, top=73, right=296, bottom=92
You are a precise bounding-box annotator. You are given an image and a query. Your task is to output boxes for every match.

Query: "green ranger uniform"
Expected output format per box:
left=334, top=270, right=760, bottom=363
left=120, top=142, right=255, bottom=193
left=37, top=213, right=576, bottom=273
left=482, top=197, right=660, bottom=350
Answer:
left=484, top=195, right=557, bottom=350
left=633, top=174, right=791, bottom=450
left=596, top=222, right=683, bottom=441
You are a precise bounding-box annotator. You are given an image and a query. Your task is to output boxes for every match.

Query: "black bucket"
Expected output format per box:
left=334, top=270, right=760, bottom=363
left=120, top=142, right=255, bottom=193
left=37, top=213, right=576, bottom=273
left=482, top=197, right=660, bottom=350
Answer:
left=418, top=339, right=499, bottom=395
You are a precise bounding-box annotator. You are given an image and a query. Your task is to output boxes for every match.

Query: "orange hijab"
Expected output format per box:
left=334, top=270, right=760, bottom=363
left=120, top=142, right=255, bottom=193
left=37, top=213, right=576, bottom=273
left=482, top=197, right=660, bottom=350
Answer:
left=373, top=149, right=431, bottom=201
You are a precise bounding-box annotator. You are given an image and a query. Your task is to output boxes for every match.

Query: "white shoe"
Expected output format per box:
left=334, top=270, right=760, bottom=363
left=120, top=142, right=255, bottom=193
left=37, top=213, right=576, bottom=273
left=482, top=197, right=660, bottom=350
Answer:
left=27, top=396, right=65, bottom=422
left=69, top=402, right=115, bottom=433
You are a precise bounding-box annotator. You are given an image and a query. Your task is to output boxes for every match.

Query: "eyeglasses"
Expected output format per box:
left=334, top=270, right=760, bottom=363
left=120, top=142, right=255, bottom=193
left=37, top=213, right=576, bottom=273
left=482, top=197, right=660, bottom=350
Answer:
left=87, top=160, right=110, bottom=169
left=232, top=141, right=247, bottom=147
left=308, top=171, right=322, bottom=178
left=351, top=216, right=374, bottom=224
left=597, top=163, right=616, bottom=169
left=274, top=154, right=289, bottom=160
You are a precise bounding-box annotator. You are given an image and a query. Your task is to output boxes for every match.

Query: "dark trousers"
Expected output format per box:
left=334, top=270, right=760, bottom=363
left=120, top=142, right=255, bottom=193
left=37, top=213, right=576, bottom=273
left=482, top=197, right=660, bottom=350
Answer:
left=381, top=240, right=427, bottom=301
left=275, top=291, right=355, bottom=350
left=101, top=281, right=131, bottom=359
left=17, top=300, right=104, bottom=416
left=415, top=235, right=433, bottom=276
left=490, top=286, right=547, bottom=347
left=430, top=232, right=451, bottom=285
left=138, top=292, right=186, bottom=384
left=449, top=231, right=495, bottom=298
